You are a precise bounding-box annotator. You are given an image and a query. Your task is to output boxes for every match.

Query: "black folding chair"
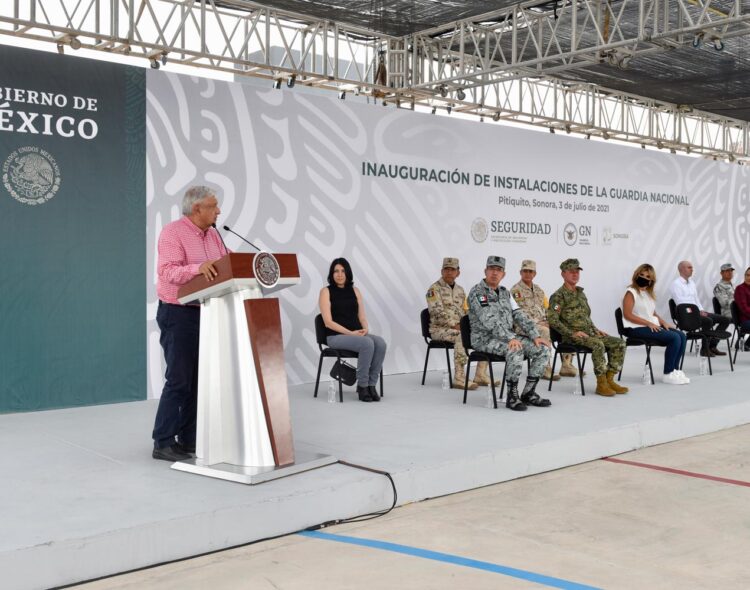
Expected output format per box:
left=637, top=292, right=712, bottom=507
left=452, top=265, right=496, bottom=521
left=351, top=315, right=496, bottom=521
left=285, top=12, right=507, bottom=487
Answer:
left=313, top=314, right=384, bottom=402
left=614, top=308, right=666, bottom=385
left=670, top=298, right=694, bottom=353
left=674, top=303, right=733, bottom=375
left=548, top=327, right=589, bottom=395
left=420, top=308, right=454, bottom=385
left=459, top=315, right=506, bottom=408
left=712, top=296, right=722, bottom=316
left=730, top=301, right=750, bottom=364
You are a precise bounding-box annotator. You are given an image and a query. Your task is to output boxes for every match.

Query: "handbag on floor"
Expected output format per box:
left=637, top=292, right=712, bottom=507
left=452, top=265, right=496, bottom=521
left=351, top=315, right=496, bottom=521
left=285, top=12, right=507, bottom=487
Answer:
left=330, top=360, right=357, bottom=386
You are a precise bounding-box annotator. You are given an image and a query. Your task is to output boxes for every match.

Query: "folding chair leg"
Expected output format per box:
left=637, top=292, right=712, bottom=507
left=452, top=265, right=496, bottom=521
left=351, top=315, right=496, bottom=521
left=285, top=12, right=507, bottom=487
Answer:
left=487, top=361, right=498, bottom=409
left=314, top=355, right=325, bottom=398
left=500, top=364, right=507, bottom=400
left=445, top=348, right=453, bottom=383
left=704, top=337, right=713, bottom=376
left=728, top=340, right=734, bottom=372
left=548, top=352, right=559, bottom=391
left=337, top=354, right=344, bottom=402
left=421, top=347, right=431, bottom=385
left=463, top=359, right=473, bottom=404
left=646, top=345, right=655, bottom=384
left=577, top=353, right=586, bottom=395
left=380, top=370, right=384, bottom=396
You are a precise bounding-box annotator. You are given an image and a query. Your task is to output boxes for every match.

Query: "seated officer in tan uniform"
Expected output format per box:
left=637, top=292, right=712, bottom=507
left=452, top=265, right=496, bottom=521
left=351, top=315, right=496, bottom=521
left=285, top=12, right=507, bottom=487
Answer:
left=426, top=257, right=496, bottom=389
left=510, top=259, right=580, bottom=381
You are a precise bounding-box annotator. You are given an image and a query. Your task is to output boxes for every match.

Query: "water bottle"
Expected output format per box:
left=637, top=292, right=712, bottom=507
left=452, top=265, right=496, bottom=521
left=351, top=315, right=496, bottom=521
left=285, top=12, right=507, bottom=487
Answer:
left=642, top=364, right=651, bottom=385
left=693, top=342, right=700, bottom=357
left=485, top=388, right=495, bottom=408
left=441, top=370, right=450, bottom=390
left=699, top=356, right=708, bottom=376
left=327, top=380, right=337, bottom=403
left=572, top=378, right=581, bottom=396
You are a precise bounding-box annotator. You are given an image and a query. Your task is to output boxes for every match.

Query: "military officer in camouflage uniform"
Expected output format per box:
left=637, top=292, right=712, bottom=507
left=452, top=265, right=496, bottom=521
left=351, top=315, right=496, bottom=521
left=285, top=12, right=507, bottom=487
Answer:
left=713, top=263, right=735, bottom=318
left=510, top=259, right=578, bottom=381
left=547, top=258, right=628, bottom=396
left=426, top=257, right=479, bottom=390
left=468, top=255, right=552, bottom=411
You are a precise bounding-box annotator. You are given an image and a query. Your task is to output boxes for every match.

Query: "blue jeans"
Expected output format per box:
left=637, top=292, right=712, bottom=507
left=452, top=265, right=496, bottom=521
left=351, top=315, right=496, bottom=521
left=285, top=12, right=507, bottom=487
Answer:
left=327, top=333, right=387, bottom=386
left=152, top=302, right=200, bottom=449
left=626, top=327, right=686, bottom=374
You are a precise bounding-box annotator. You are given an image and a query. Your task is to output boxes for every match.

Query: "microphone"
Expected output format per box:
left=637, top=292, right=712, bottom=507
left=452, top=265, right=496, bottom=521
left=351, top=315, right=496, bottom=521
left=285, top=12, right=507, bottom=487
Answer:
left=223, top=225, right=261, bottom=252
left=211, top=223, right=230, bottom=255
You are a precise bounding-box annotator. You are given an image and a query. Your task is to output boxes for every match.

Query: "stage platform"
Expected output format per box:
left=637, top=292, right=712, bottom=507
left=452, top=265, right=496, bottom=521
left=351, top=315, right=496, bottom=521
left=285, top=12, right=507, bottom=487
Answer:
left=3, top=348, right=750, bottom=590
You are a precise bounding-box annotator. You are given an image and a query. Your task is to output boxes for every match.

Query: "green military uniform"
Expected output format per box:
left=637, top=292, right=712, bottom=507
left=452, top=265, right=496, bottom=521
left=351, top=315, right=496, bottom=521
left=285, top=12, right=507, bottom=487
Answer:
left=547, top=261, right=626, bottom=377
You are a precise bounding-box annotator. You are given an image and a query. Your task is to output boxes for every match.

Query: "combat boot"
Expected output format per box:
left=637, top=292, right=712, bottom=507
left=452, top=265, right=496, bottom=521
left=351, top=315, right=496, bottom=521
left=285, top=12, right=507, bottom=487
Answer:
left=453, top=365, right=478, bottom=390
left=473, top=361, right=501, bottom=386
left=520, top=377, right=551, bottom=407
left=542, top=365, right=560, bottom=381
left=505, top=381, right=527, bottom=411
left=606, top=371, right=629, bottom=394
left=558, top=354, right=578, bottom=377
left=595, top=374, right=616, bottom=396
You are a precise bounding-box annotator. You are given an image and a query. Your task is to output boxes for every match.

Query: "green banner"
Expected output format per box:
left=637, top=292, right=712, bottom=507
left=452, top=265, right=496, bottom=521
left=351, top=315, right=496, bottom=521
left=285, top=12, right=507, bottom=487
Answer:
left=0, top=45, right=146, bottom=412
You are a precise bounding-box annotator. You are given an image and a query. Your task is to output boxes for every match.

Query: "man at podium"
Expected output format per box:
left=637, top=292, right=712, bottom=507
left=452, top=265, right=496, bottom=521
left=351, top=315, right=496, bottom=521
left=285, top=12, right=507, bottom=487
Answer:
left=152, top=185, right=229, bottom=461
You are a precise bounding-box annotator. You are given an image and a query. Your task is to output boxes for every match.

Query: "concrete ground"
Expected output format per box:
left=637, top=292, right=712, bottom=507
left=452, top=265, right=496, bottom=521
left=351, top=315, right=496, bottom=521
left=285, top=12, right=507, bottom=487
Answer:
left=74, top=424, right=750, bottom=590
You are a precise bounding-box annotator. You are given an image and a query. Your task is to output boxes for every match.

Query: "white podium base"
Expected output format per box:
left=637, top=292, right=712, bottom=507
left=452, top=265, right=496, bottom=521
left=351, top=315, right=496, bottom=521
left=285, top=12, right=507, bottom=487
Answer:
left=170, top=450, right=337, bottom=485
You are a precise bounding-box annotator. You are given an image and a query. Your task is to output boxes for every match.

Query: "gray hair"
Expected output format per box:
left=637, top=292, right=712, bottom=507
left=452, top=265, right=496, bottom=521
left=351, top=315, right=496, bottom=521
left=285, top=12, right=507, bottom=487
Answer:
left=182, top=185, right=216, bottom=216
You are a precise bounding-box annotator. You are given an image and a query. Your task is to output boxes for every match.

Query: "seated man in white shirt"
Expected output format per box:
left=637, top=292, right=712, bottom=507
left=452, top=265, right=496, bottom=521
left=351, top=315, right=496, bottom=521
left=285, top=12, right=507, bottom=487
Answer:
left=670, top=260, right=730, bottom=357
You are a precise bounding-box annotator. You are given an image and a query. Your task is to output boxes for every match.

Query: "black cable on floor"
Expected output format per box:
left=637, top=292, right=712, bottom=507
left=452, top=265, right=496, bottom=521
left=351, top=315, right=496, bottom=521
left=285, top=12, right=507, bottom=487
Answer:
left=305, top=459, right=398, bottom=530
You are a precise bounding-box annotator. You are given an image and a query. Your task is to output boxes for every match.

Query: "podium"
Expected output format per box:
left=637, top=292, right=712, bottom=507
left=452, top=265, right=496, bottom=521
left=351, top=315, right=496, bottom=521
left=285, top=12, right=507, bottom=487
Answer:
left=170, top=252, right=335, bottom=484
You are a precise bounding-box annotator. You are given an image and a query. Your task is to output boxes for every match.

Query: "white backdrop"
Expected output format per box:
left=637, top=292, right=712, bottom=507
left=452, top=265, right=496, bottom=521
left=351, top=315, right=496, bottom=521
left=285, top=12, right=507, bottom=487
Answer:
left=146, top=71, right=750, bottom=396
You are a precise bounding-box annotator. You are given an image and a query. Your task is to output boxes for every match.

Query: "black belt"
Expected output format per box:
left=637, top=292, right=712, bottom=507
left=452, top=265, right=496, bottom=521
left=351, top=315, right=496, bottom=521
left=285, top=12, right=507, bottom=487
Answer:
left=159, top=300, right=200, bottom=309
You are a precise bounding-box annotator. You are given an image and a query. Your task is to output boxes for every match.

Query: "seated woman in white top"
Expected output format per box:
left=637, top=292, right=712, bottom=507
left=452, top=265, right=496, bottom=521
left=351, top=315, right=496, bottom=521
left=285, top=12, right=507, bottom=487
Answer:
left=622, top=263, right=689, bottom=385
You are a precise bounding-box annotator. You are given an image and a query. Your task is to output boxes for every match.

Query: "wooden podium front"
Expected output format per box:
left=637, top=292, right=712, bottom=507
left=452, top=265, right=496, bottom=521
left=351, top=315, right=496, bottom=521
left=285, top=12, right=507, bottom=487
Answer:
left=170, top=253, right=335, bottom=484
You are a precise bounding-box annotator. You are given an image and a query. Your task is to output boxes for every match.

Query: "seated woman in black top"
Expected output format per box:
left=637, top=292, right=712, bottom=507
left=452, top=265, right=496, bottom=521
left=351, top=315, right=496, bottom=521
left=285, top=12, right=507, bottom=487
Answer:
left=319, top=258, right=387, bottom=402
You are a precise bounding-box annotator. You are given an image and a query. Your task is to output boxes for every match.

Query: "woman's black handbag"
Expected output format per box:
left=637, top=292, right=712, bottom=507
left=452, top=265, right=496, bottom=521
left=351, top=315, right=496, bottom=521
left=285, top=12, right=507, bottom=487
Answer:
left=330, top=360, right=357, bottom=386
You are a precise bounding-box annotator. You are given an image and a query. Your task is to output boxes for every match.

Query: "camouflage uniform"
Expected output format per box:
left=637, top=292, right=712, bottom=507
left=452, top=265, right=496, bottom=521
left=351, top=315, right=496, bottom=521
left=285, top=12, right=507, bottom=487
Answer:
left=510, top=279, right=549, bottom=339
left=468, top=279, right=549, bottom=381
left=547, top=285, right=626, bottom=375
left=713, top=280, right=734, bottom=318
left=426, top=277, right=468, bottom=368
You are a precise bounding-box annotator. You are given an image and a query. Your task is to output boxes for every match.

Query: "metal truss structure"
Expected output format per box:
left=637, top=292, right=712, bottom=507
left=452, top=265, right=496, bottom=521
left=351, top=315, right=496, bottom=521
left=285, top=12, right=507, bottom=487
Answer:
left=1, top=0, right=748, bottom=161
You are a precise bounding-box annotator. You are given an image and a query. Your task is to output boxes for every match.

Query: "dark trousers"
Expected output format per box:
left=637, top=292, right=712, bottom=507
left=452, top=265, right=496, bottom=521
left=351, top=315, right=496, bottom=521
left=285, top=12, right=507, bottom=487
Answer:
left=627, top=327, right=686, bottom=374
left=152, top=302, right=200, bottom=449
left=701, top=312, right=730, bottom=349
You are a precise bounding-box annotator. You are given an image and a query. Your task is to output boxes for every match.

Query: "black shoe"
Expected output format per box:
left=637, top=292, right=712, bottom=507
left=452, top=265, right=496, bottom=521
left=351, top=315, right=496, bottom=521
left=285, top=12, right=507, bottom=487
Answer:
left=711, top=348, right=726, bottom=356
left=357, top=386, right=373, bottom=402
left=506, top=395, right=527, bottom=411
left=368, top=385, right=380, bottom=402
left=744, top=343, right=750, bottom=352
left=152, top=445, right=191, bottom=462
left=700, top=348, right=715, bottom=357
left=521, top=392, right=552, bottom=407
left=175, top=442, right=195, bottom=454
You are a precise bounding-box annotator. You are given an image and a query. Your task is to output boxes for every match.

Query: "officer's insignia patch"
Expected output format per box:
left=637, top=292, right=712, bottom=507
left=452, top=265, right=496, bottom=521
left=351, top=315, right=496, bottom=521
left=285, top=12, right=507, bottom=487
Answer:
left=477, top=294, right=489, bottom=307
left=553, top=303, right=561, bottom=311
left=426, top=289, right=436, bottom=300
left=513, top=291, right=522, bottom=300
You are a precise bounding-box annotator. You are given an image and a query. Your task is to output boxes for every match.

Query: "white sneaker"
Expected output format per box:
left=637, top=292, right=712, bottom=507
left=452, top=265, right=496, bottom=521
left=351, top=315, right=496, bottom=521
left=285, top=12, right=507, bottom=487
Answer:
left=674, top=370, right=690, bottom=384
left=662, top=372, right=684, bottom=385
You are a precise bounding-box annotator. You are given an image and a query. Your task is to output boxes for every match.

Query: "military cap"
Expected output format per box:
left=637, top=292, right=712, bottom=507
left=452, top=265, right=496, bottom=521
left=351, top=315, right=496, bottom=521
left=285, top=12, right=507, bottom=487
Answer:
left=442, top=257, right=459, bottom=269
left=521, top=259, right=536, bottom=271
left=486, top=255, right=505, bottom=269
left=560, top=258, right=583, bottom=271
left=720, top=263, right=734, bottom=271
